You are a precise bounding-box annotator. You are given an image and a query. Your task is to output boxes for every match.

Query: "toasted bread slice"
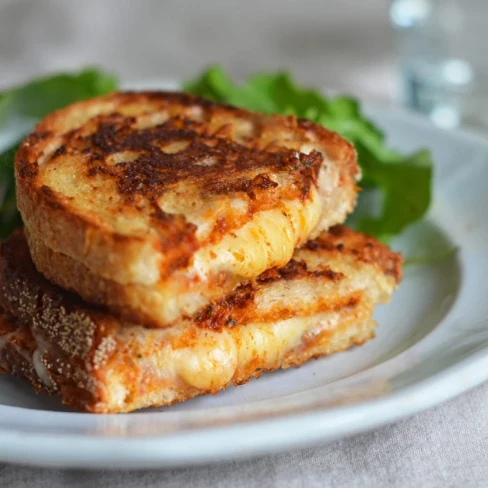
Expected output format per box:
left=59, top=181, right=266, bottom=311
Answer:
left=0, top=227, right=401, bottom=413
left=16, top=92, right=358, bottom=326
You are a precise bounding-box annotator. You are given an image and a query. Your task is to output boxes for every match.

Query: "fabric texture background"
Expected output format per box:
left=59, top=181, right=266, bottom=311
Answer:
left=0, top=0, right=486, bottom=486
left=1, top=382, right=488, bottom=487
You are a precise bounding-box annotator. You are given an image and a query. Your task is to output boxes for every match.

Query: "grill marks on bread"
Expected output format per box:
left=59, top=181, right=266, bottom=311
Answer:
left=80, top=116, right=322, bottom=202
left=0, top=227, right=401, bottom=413
left=17, top=92, right=329, bottom=248
left=14, top=91, right=360, bottom=326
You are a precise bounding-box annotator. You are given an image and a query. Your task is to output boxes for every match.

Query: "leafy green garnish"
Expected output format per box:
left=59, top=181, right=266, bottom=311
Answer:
left=0, top=145, right=21, bottom=239
left=0, top=68, right=118, bottom=124
left=355, top=148, right=432, bottom=241
left=0, top=68, right=118, bottom=239
left=184, top=66, right=433, bottom=239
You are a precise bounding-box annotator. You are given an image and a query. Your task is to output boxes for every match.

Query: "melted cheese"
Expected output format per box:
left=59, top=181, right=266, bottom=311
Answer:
left=192, top=189, right=322, bottom=279
left=0, top=330, right=54, bottom=388
left=32, top=348, right=54, bottom=388
left=175, top=329, right=238, bottom=390
left=135, top=309, right=351, bottom=392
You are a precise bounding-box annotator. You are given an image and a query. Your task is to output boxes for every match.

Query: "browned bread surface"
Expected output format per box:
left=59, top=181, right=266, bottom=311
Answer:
left=0, top=227, right=401, bottom=413
left=16, top=91, right=359, bottom=326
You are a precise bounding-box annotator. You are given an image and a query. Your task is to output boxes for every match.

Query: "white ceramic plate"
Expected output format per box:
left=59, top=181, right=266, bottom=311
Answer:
left=1, top=81, right=488, bottom=469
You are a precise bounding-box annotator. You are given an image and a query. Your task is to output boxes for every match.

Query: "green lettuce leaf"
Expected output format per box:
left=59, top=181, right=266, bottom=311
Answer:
left=0, top=68, right=118, bottom=124
left=0, top=145, right=20, bottom=239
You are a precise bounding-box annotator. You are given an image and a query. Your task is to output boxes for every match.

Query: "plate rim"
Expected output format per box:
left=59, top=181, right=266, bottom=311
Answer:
left=1, top=80, right=488, bottom=468
left=2, top=342, right=488, bottom=469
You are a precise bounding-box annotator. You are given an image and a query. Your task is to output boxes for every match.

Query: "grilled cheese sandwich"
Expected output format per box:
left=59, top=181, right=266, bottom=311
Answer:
left=0, top=227, right=401, bottom=413
left=16, top=92, right=359, bottom=326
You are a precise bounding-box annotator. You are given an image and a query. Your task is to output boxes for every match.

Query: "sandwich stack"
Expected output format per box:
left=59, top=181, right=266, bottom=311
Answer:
left=0, top=92, right=402, bottom=413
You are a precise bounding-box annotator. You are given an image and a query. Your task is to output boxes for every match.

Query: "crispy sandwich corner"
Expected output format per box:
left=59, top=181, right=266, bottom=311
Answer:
left=0, top=91, right=402, bottom=413
left=0, top=227, right=401, bottom=413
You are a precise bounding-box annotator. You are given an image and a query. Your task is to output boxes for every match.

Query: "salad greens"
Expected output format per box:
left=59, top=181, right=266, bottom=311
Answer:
left=0, top=68, right=118, bottom=124
left=0, top=65, right=433, bottom=245
left=184, top=66, right=433, bottom=241
left=0, top=144, right=20, bottom=239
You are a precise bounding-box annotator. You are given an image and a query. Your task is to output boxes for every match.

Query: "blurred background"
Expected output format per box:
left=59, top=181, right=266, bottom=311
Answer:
left=0, top=1, right=397, bottom=98
left=0, top=0, right=486, bottom=130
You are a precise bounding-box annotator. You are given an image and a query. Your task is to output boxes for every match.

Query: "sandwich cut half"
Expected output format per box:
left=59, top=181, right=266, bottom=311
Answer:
left=0, top=226, right=401, bottom=413
left=15, top=91, right=359, bottom=327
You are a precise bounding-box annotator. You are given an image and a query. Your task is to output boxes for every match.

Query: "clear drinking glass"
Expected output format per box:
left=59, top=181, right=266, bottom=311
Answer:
left=390, top=0, right=488, bottom=130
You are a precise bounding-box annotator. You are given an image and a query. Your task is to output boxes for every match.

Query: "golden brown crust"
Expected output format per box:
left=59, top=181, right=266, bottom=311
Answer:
left=304, top=225, right=403, bottom=283
left=0, top=306, right=375, bottom=413
left=16, top=91, right=359, bottom=324
left=18, top=109, right=322, bottom=270
left=25, top=224, right=402, bottom=328
left=0, top=228, right=398, bottom=413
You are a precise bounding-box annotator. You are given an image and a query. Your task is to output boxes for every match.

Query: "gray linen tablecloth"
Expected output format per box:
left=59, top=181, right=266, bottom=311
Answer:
left=1, top=382, right=488, bottom=487
left=0, top=0, right=486, bottom=486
